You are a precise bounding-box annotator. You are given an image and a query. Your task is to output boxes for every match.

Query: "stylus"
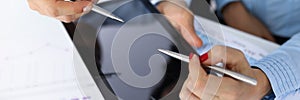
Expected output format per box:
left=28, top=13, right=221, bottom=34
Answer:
left=158, top=49, right=257, bottom=86
left=92, top=4, right=124, bottom=23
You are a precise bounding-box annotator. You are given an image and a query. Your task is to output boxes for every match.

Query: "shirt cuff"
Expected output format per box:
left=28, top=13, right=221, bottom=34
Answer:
left=215, top=0, right=239, bottom=17
left=252, top=51, right=300, bottom=97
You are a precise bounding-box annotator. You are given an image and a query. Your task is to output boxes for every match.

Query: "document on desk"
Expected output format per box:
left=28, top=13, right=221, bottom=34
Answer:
left=194, top=16, right=280, bottom=64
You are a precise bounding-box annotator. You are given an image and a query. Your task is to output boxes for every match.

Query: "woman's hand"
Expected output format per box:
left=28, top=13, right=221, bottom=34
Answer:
left=27, top=0, right=95, bottom=23
left=180, top=46, right=271, bottom=100
left=156, top=1, right=203, bottom=48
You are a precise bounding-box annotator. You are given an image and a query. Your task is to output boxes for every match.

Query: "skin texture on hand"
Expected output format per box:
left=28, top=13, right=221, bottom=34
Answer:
left=222, top=2, right=276, bottom=42
left=156, top=1, right=203, bottom=48
left=179, top=46, right=271, bottom=100
left=27, top=0, right=94, bottom=23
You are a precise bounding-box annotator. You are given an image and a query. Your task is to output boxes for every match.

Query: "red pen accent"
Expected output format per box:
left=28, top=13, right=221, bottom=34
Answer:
left=199, top=52, right=209, bottom=62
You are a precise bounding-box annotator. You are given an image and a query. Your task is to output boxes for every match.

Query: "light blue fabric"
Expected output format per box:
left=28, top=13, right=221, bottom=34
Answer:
left=215, top=0, right=300, bottom=98
left=215, top=0, right=300, bottom=38
left=252, top=33, right=300, bottom=98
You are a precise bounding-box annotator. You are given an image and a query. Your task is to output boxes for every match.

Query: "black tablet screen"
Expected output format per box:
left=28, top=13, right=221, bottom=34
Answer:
left=74, top=0, right=195, bottom=99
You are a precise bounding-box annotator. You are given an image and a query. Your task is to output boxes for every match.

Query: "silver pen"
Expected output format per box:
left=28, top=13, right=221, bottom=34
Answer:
left=158, top=49, right=257, bottom=86
left=91, top=4, right=124, bottom=23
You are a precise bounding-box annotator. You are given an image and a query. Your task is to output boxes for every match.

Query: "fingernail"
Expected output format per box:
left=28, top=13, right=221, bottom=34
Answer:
left=189, top=53, right=194, bottom=59
left=199, top=52, right=208, bottom=62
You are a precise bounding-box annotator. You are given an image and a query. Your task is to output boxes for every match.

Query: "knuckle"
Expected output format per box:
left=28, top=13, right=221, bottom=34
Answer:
left=46, top=7, right=59, bottom=17
left=187, top=80, right=203, bottom=94
left=71, top=2, right=85, bottom=13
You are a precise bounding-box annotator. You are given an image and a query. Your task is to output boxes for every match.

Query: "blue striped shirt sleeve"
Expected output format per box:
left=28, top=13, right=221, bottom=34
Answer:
left=252, top=33, right=300, bottom=97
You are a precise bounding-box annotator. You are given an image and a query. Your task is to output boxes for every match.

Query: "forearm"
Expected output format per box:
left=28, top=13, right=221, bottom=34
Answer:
left=222, top=2, right=274, bottom=41
left=253, top=33, right=300, bottom=97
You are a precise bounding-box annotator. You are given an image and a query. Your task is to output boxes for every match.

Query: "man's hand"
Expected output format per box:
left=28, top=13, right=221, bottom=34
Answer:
left=27, top=0, right=94, bottom=23
left=156, top=1, right=203, bottom=48
left=180, top=46, right=271, bottom=100
left=222, top=2, right=275, bottom=42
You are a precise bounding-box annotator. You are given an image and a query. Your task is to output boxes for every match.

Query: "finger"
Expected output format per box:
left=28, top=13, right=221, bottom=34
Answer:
left=215, top=77, right=241, bottom=100
left=199, top=74, right=222, bottom=100
left=202, top=46, right=246, bottom=67
left=56, top=15, right=75, bottom=23
left=186, top=75, right=220, bottom=99
left=180, top=78, right=192, bottom=99
left=156, top=1, right=203, bottom=48
left=184, top=54, right=207, bottom=97
left=181, top=90, right=200, bottom=100
left=179, top=21, right=203, bottom=48
left=73, top=13, right=84, bottom=21
left=165, top=16, right=181, bottom=32
left=188, top=93, right=201, bottom=100
left=186, top=77, right=204, bottom=98
left=188, top=54, right=207, bottom=82
left=55, top=1, right=92, bottom=16
left=180, top=83, right=201, bottom=100
left=180, top=77, right=201, bottom=100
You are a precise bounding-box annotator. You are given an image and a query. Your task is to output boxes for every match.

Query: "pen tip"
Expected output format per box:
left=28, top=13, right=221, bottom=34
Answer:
left=115, top=17, right=124, bottom=23
left=157, top=49, right=163, bottom=52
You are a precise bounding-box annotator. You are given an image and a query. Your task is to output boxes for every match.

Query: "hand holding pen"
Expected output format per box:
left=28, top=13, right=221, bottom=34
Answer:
left=28, top=0, right=123, bottom=23
left=177, top=45, right=271, bottom=100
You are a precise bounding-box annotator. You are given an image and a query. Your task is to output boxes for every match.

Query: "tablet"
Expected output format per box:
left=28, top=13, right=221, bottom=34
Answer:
left=72, top=0, right=197, bottom=99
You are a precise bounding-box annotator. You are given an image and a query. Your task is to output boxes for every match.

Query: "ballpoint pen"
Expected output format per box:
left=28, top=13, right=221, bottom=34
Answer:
left=158, top=49, right=257, bottom=86
left=91, top=4, right=124, bottom=23
left=68, top=0, right=124, bottom=22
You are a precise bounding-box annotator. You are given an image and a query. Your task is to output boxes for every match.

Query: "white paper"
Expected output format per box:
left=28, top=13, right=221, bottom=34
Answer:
left=0, top=0, right=103, bottom=100
left=194, top=16, right=280, bottom=63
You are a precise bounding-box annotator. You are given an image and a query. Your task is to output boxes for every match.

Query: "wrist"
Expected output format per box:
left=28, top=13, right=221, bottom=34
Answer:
left=252, top=68, right=272, bottom=99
